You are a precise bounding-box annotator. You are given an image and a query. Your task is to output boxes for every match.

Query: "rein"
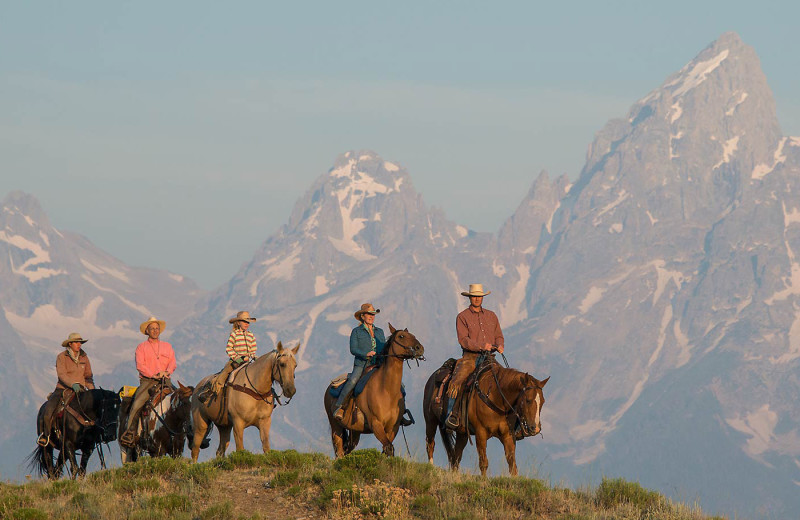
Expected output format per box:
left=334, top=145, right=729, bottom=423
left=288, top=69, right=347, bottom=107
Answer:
left=237, top=350, right=292, bottom=406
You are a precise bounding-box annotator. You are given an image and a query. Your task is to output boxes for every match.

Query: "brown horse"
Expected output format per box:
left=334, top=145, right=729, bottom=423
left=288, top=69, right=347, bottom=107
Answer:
left=423, top=357, right=549, bottom=476
left=190, top=342, right=299, bottom=462
left=324, top=324, right=424, bottom=457
left=118, top=382, right=194, bottom=463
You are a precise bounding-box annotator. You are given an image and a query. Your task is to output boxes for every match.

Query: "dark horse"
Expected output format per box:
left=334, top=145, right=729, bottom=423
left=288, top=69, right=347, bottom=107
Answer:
left=29, top=388, right=121, bottom=479
left=324, top=324, right=424, bottom=457
left=423, top=356, right=548, bottom=476
left=118, top=382, right=194, bottom=463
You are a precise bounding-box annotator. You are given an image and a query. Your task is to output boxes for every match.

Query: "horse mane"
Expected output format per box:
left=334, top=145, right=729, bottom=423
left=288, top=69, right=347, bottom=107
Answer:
left=491, top=365, right=532, bottom=392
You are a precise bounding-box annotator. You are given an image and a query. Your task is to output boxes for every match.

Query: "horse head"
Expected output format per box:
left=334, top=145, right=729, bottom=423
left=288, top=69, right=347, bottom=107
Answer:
left=174, top=381, right=195, bottom=440
left=387, top=323, right=425, bottom=360
left=273, top=341, right=300, bottom=399
left=92, top=388, right=122, bottom=443
left=514, top=374, right=549, bottom=439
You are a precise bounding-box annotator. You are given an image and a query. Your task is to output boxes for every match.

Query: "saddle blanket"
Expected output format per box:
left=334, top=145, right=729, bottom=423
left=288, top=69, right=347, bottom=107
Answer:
left=328, top=369, right=406, bottom=398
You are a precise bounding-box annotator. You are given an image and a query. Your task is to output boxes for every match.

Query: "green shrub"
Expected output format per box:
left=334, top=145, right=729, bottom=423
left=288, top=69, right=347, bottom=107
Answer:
left=270, top=469, right=300, bottom=487
left=332, top=449, right=384, bottom=481
left=261, top=449, right=326, bottom=469
left=596, top=477, right=663, bottom=509
left=38, top=479, right=79, bottom=498
left=149, top=492, right=190, bottom=512
left=411, top=494, right=438, bottom=518
left=198, top=500, right=233, bottom=520
left=10, top=508, right=48, bottom=520
left=112, top=477, right=160, bottom=494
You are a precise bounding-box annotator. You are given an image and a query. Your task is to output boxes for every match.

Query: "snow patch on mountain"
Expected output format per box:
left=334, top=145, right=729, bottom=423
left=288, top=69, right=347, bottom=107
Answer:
left=714, top=136, right=740, bottom=169
left=668, top=49, right=729, bottom=97
left=315, top=275, right=330, bottom=296
left=80, top=259, right=130, bottom=283
left=726, top=404, right=779, bottom=458
left=81, top=274, right=151, bottom=315
left=498, top=264, right=529, bottom=327
left=726, top=91, right=748, bottom=115
left=0, top=230, right=66, bottom=282
left=752, top=137, right=788, bottom=180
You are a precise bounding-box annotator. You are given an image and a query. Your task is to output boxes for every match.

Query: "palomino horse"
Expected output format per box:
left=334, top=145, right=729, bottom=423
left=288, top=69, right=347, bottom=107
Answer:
left=29, top=388, right=120, bottom=479
left=190, top=342, right=299, bottom=462
left=423, top=356, right=549, bottom=476
left=118, top=382, right=194, bottom=463
left=324, top=324, right=424, bottom=457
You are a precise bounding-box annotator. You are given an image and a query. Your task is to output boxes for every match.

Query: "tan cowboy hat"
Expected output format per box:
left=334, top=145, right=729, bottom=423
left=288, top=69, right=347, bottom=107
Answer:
left=354, top=303, right=380, bottom=321
left=461, top=283, right=491, bottom=297
left=229, top=310, right=257, bottom=324
left=61, top=332, right=88, bottom=348
left=139, top=316, right=166, bottom=335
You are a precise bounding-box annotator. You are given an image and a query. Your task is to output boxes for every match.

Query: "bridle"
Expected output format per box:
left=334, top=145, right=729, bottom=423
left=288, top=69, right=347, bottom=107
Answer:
left=475, top=363, right=544, bottom=439
left=376, top=330, right=425, bottom=366
left=242, top=349, right=296, bottom=406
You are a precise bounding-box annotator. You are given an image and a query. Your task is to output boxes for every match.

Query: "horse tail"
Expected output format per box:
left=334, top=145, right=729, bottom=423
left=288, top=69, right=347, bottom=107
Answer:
left=25, top=444, right=48, bottom=478
left=438, top=423, right=458, bottom=466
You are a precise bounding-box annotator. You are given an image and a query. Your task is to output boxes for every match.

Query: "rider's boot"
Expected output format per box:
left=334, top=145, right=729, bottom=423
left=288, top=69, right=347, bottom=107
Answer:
left=333, top=390, right=353, bottom=422
left=444, top=397, right=460, bottom=429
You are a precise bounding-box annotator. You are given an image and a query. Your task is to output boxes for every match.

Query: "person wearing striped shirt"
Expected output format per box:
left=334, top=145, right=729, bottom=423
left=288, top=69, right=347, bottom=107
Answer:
left=208, top=311, right=258, bottom=397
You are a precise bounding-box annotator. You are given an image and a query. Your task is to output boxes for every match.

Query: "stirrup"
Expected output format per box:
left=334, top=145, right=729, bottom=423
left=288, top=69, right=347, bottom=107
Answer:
left=400, top=409, right=415, bottom=426
left=119, top=430, right=136, bottom=448
left=37, top=433, right=49, bottom=447
left=444, top=413, right=460, bottom=430
left=333, top=407, right=345, bottom=421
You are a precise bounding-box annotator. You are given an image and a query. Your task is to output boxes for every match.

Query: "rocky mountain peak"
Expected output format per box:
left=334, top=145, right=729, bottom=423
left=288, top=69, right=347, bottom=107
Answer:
left=1, top=191, right=53, bottom=233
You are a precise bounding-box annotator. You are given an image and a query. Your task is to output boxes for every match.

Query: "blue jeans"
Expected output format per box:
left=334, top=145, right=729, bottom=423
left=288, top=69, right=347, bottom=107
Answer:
left=334, top=364, right=365, bottom=409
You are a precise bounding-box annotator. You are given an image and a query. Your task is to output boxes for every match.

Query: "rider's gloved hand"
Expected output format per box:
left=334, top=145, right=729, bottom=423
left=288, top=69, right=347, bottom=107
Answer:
left=71, top=383, right=82, bottom=393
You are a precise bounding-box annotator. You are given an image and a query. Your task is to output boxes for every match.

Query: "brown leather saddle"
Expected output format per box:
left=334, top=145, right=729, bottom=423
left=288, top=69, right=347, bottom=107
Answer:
left=433, top=356, right=497, bottom=433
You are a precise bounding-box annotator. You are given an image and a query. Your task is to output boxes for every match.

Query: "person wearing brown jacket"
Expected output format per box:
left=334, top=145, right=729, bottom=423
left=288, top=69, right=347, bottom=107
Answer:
left=37, top=333, right=95, bottom=446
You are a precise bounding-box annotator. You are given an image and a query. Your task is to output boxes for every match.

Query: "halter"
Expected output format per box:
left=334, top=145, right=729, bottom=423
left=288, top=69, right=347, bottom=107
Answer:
left=474, top=363, right=543, bottom=438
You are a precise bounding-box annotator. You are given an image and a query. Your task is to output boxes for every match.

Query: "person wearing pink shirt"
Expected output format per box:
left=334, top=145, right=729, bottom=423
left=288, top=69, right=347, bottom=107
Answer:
left=120, top=316, right=177, bottom=447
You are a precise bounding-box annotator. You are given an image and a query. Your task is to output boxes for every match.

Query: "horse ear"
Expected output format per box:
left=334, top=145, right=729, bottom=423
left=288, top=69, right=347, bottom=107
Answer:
left=539, top=376, right=550, bottom=387
left=388, top=323, right=397, bottom=334
left=276, top=341, right=284, bottom=352
left=291, top=343, right=300, bottom=355
left=178, top=381, right=186, bottom=389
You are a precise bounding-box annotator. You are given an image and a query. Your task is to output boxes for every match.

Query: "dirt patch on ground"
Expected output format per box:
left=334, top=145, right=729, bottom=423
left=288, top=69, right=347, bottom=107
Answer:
left=201, top=468, right=322, bottom=519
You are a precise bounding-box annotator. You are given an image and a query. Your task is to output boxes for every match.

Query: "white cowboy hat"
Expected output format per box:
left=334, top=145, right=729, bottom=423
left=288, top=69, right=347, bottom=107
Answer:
left=461, top=283, right=491, bottom=297
left=354, top=303, right=380, bottom=321
left=229, top=310, right=257, bottom=324
left=139, top=316, right=166, bottom=335
left=61, top=332, right=88, bottom=348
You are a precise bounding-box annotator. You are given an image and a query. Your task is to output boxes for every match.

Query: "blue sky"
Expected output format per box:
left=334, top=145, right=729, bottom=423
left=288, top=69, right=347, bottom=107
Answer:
left=2, top=1, right=798, bottom=288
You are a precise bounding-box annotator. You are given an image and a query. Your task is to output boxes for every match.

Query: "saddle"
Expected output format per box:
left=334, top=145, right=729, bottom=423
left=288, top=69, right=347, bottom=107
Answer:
left=433, top=356, right=497, bottom=434
left=328, top=366, right=406, bottom=399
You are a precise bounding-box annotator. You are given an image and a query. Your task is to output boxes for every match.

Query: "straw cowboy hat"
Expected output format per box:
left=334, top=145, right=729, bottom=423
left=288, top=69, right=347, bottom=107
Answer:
left=139, top=316, right=166, bottom=335
left=354, top=303, right=380, bottom=321
left=461, top=283, right=491, bottom=297
left=229, top=310, right=257, bottom=324
left=61, top=332, right=88, bottom=348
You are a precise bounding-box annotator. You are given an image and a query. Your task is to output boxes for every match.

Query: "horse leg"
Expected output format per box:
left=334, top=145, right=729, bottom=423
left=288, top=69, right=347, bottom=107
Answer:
left=191, top=414, right=210, bottom=463
left=475, top=429, right=489, bottom=477
left=78, top=448, right=92, bottom=478
left=216, top=425, right=232, bottom=458
left=425, top=414, right=437, bottom=464
left=368, top=417, right=394, bottom=457
left=346, top=432, right=360, bottom=455
left=500, top=432, right=518, bottom=476
left=232, top=418, right=246, bottom=452
left=258, top=416, right=272, bottom=453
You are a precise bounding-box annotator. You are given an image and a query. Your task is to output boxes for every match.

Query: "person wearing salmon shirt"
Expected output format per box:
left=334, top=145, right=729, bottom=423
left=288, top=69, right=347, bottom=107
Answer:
left=120, top=316, right=177, bottom=447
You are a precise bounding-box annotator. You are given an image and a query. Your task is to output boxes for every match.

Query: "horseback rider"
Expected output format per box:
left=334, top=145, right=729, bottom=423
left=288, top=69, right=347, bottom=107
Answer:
left=201, top=311, right=258, bottom=403
left=120, top=316, right=176, bottom=447
left=37, top=332, right=95, bottom=446
left=445, top=284, right=504, bottom=429
left=332, top=303, right=386, bottom=421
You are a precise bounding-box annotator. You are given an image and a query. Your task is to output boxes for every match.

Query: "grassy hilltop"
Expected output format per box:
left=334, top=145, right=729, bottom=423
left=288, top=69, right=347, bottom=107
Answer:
left=1, top=449, right=726, bottom=520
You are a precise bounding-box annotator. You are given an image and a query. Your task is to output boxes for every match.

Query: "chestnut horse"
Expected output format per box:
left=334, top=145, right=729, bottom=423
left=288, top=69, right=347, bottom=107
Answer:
left=118, top=382, right=194, bottom=463
left=423, top=357, right=549, bottom=476
left=190, top=342, right=299, bottom=462
left=323, top=324, right=424, bottom=457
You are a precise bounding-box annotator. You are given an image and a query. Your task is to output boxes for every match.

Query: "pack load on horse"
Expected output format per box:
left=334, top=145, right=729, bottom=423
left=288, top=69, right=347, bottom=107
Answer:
left=190, top=337, right=300, bottom=463
left=423, top=349, right=548, bottom=476
left=323, top=305, right=424, bottom=458
left=118, top=379, right=195, bottom=462
left=120, top=316, right=178, bottom=448
left=31, top=386, right=120, bottom=478
left=197, top=310, right=258, bottom=405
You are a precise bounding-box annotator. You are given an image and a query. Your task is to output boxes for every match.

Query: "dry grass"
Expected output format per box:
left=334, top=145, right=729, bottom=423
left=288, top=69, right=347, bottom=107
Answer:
left=1, top=449, right=728, bottom=520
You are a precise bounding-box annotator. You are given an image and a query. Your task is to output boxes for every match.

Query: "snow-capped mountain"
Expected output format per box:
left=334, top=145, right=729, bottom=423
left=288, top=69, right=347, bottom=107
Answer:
left=171, top=33, right=800, bottom=518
